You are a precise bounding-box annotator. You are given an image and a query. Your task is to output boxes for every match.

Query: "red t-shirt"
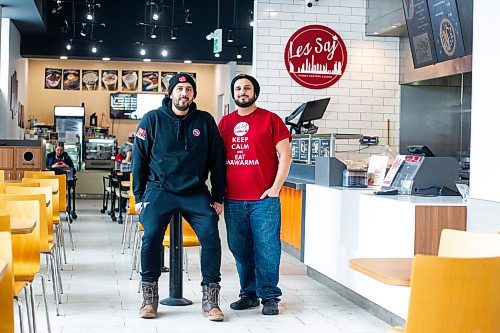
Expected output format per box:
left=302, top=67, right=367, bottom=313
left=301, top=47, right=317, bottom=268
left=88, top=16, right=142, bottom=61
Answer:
left=218, top=107, right=291, bottom=200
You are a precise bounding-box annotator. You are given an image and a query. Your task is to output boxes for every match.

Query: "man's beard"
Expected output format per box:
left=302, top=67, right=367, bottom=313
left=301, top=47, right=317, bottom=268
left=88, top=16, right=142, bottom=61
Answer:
left=173, top=97, right=191, bottom=111
left=234, top=95, right=256, bottom=108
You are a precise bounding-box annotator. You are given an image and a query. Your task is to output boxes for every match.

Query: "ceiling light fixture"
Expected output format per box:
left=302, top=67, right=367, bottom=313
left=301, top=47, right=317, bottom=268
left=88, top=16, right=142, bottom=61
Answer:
left=214, top=52, right=220, bottom=58
left=236, top=49, right=242, bottom=59
left=140, top=47, right=146, bottom=56
left=249, top=10, right=254, bottom=27
left=227, top=30, right=234, bottom=43
left=80, top=23, right=88, bottom=37
left=65, top=40, right=72, bottom=50
left=161, top=48, right=168, bottom=57
left=60, top=56, right=68, bottom=60
left=170, top=29, right=177, bottom=40
left=86, top=10, right=94, bottom=21
left=102, top=57, right=111, bottom=61
left=373, top=31, right=380, bottom=35
left=152, top=3, right=160, bottom=21
left=391, top=24, right=398, bottom=28
left=143, top=58, right=152, bottom=62
left=184, top=60, right=192, bottom=64
left=185, top=9, right=192, bottom=24
left=91, top=45, right=97, bottom=53
left=52, top=0, right=63, bottom=14
left=150, top=25, right=157, bottom=39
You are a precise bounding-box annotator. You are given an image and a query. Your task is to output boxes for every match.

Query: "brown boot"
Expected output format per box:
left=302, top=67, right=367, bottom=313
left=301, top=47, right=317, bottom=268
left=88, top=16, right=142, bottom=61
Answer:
left=202, top=283, right=224, bottom=321
left=139, top=281, right=159, bottom=319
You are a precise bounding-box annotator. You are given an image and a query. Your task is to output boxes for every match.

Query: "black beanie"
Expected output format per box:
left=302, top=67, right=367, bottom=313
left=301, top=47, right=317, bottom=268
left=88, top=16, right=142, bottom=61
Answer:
left=168, top=73, right=197, bottom=98
left=230, top=74, right=260, bottom=100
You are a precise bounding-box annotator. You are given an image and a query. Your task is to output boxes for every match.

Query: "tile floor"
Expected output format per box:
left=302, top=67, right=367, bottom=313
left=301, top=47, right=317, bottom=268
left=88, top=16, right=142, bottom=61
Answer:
left=27, top=200, right=390, bottom=333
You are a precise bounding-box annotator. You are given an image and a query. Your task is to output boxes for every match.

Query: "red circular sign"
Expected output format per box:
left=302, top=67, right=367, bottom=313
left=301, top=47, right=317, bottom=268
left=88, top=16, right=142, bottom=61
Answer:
left=284, top=25, right=348, bottom=89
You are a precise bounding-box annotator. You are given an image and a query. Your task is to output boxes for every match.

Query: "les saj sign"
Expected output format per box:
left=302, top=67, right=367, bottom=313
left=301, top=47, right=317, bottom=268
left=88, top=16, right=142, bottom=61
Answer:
left=284, top=25, right=348, bottom=89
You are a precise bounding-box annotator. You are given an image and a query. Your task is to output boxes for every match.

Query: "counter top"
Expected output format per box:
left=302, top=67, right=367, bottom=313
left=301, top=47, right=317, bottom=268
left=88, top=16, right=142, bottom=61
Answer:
left=284, top=177, right=314, bottom=190
left=362, top=193, right=465, bottom=206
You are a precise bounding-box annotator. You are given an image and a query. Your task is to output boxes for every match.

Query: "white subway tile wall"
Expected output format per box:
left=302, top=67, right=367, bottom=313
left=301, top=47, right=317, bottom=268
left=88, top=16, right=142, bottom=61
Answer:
left=255, top=0, right=401, bottom=160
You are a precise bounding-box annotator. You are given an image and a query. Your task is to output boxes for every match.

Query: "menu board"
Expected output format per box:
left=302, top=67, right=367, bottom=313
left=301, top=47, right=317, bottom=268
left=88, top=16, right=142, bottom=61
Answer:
left=427, top=0, right=465, bottom=62
left=402, top=0, right=437, bottom=68
left=110, top=93, right=137, bottom=119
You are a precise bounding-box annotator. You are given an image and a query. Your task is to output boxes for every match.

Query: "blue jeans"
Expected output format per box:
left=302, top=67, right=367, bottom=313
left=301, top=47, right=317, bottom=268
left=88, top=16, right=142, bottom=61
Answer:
left=224, top=197, right=282, bottom=302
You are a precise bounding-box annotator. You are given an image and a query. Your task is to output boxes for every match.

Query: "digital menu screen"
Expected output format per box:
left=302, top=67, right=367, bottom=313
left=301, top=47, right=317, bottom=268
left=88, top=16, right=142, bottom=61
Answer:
left=402, top=0, right=438, bottom=68
left=427, top=0, right=465, bottom=62
left=110, top=93, right=137, bottom=119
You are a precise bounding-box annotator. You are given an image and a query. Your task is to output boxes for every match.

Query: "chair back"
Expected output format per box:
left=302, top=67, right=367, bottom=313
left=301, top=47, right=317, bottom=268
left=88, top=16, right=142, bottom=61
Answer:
left=438, top=229, right=500, bottom=258
left=0, top=182, right=39, bottom=194
left=164, top=219, right=200, bottom=247
left=24, top=170, right=55, bottom=178
left=23, top=178, right=59, bottom=219
left=32, top=174, right=67, bottom=213
left=5, top=187, right=53, bottom=251
left=0, top=198, right=41, bottom=279
left=405, top=255, right=500, bottom=333
left=0, top=215, right=15, bottom=332
left=0, top=170, right=4, bottom=181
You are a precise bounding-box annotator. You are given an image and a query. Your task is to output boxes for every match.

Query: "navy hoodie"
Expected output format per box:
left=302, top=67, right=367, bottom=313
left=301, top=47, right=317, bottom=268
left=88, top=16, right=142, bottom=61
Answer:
left=132, top=96, right=225, bottom=203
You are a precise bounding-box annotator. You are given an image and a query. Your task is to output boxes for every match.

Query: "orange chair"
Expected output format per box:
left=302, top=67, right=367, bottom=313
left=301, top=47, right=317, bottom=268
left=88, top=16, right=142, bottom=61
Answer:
left=0, top=198, right=41, bottom=333
left=0, top=170, right=5, bottom=181
left=391, top=255, right=500, bottom=333
left=0, top=215, right=15, bottom=333
left=23, top=171, right=55, bottom=178
left=0, top=182, right=40, bottom=194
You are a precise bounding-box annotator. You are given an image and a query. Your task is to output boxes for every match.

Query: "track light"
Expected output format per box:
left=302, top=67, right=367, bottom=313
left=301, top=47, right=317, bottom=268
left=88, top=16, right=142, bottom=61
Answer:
left=161, top=48, right=168, bottom=57
left=214, top=52, right=220, bottom=58
left=227, top=30, right=234, bottom=43
left=170, top=29, right=177, bottom=40
left=152, top=4, right=160, bottom=21
left=91, top=45, right=97, bottom=53
left=86, top=10, right=93, bottom=21
left=65, top=42, right=72, bottom=50
left=140, top=47, right=146, bottom=56
left=249, top=10, right=254, bottom=27
left=236, top=49, right=242, bottom=59
left=80, top=23, right=88, bottom=37
left=206, top=32, right=215, bottom=40
left=185, top=9, right=192, bottom=24
left=150, top=26, right=157, bottom=39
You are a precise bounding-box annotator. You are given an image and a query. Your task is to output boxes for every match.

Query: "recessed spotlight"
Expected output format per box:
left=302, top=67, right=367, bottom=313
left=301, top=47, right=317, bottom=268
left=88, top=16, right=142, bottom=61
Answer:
left=102, top=57, right=111, bottom=61
left=60, top=56, right=68, bottom=60
left=143, top=58, right=151, bottom=62
left=373, top=31, right=380, bottom=35
left=184, top=60, right=192, bottom=64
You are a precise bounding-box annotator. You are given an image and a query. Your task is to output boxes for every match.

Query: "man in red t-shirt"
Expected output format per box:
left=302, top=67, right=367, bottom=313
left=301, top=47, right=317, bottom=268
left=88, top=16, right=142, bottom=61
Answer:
left=218, top=74, right=292, bottom=315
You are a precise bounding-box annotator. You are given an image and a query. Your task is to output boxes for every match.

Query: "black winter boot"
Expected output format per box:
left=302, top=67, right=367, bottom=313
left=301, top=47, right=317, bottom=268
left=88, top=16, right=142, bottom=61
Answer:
left=202, top=283, right=224, bottom=321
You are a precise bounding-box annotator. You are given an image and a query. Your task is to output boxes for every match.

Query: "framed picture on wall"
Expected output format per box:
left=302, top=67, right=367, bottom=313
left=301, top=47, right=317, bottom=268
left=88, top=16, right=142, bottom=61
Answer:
left=160, top=71, right=177, bottom=93
left=10, top=71, right=18, bottom=119
left=142, top=71, right=159, bottom=92
left=122, top=70, right=139, bottom=91
left=101, top=70, right=118, bottom=91
left=63, top=69, right=81, bottom=90
left=82, top=70, right=99, bottom=90
left=44, top=68, right=62, bottom=89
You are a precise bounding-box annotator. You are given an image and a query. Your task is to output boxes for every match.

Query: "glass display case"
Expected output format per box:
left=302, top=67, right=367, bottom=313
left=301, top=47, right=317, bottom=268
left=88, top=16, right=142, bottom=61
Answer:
left=84, top=138, right=116, bottom=170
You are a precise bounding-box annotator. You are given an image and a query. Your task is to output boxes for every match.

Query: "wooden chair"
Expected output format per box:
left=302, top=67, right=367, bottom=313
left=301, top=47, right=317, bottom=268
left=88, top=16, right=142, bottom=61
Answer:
left=5, top=187, right=63, bottom=313
left=0, top=170, right=5, bottom=181
left=391, top=255, right=500, bottom=333
left=23, top=171, right=55, bottom=178
left=32, top=174, right=74, bottom=251
left=0, top=199, right=41, bottom=333
left=0, top=215, right=15, bottom=333
left=0, top=182, right=40, bottom=194
left=438, top=229, right=500, bottom=258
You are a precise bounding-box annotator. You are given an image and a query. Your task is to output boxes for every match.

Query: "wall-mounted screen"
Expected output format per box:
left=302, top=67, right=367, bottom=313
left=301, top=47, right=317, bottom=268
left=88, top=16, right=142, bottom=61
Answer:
left=402, top=0, right=438, bottom=68
left=427, top=0, right=465, bottom=62
left=110, top=93, right=164, bottom=119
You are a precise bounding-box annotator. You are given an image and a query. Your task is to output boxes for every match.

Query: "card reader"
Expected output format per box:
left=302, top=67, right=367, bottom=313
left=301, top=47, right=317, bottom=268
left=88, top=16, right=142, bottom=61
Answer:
left=373, top=188, right=399, bottom=195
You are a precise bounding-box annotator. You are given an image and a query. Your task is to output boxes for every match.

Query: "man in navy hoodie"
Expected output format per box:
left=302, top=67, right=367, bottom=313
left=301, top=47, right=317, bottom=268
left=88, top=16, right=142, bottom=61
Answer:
left=132, top=73, right=225, bottom=321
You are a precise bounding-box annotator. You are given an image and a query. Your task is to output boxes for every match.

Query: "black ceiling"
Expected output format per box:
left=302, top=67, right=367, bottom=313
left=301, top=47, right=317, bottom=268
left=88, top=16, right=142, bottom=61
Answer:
left=18, top=0, right=254, bottom=64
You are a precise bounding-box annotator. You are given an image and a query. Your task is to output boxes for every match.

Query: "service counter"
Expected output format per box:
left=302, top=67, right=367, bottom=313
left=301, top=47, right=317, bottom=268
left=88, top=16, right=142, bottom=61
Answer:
left=302, top=184, right=467, bottom=321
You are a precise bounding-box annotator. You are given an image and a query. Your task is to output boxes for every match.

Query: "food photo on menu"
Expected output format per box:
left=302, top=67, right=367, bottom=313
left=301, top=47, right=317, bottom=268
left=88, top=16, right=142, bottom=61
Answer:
left=82, top=70, right=99, bottom=91
left=45, top=68, right=62, bottom=89
left=101, top=70, right=118, bottom=91
left=122, top=70, right=139, bottom=91
left=161, top=71, right=177, bottom=92
left=142, top=71, right=158, bottom=92
left=63, top=69, right=81, bottom=90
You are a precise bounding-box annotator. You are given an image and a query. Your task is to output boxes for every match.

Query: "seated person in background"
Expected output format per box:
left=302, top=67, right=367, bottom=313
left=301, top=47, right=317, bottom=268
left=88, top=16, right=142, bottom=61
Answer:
left=47, top=143, right=76, bottom=171
left=115, top=136, right=134, bottom=164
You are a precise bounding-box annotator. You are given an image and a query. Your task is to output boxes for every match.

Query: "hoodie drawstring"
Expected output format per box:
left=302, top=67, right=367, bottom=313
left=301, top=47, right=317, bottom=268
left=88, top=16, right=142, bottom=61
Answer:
left=176, top=118, right=189, bottom=151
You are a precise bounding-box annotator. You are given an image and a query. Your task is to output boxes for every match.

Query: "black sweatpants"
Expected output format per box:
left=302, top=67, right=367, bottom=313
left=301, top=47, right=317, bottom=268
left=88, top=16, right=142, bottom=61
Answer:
left=139, top=188, right=221, bottom=285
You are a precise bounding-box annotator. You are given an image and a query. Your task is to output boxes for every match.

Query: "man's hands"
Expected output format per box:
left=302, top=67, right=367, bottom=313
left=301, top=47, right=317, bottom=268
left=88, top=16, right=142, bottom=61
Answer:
left=135, top=202, right=144, bottom=214
left=260, top=186, right=281, bottom=199
left=52, top=162, right=68, bottom=168
left=212, top=202, right=223, bottom=215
